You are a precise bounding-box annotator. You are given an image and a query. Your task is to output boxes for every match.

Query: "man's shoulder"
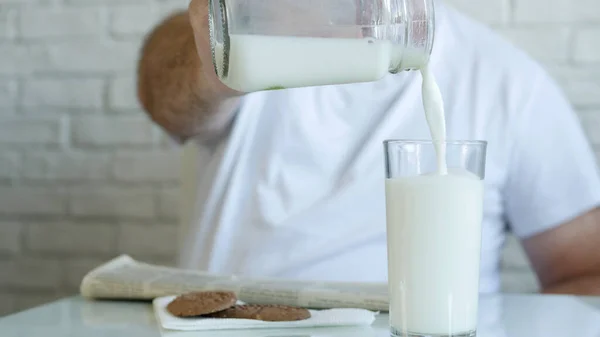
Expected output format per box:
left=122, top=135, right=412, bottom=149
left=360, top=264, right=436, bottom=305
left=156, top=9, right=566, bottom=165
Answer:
left=437, top=5, right=548, bottom=81
left=429, top=5, right=564, bottom=122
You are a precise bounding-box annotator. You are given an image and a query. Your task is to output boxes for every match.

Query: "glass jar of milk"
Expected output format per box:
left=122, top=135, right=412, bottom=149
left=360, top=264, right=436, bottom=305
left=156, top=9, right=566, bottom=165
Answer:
left=209, top=0, right=435, bottom=92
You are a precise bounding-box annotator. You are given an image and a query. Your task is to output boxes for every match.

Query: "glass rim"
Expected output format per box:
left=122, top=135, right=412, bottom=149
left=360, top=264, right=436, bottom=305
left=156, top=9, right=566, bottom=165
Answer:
left=384, top=139, right=487, bottom=146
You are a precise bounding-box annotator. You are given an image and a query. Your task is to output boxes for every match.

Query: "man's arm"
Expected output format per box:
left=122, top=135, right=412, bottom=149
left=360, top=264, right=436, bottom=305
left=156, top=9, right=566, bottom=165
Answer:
left=137, top=2, right=241, bottom=143
left=524, top=207, right=600, bottom=295
left=498, top=65, right=600, bottom=296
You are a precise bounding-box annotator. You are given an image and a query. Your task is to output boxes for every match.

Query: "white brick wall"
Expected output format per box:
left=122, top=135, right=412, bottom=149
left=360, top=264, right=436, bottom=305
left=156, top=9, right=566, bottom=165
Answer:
left=0, top=10, right=17, bottom=39
left=0, top=222, right=21, bottom=255
left=0, top=153, right=20, bottom=180
left=117, top=223, right=179, bottom=258
left=0, top=187, right=67, bottom=215
left=108, top=76, right=142, bottom=110
left=158, top=187, right=180, bottom=220
left=512, top=0, right=600, bottom=23
left=71, top=116, right=160, bottom=146
left=19, top=8, right=107, bottom=38
left=110, top=5, right=161, bottom=35
left=69, top=186, right=156, bottom=218
left=444, top=0, right=508, bottom=24
left=22, top=78, right=104, bottom=109
left=0, top=257, right=62, bottom=290
left=0, top=81, right=18, bottom=108
left=0, top=117, right=62, bottom=145
left=0, top=0, right=599, bottom=317
left=573, top=27, right=600, bottom=63
left=25, top=223, right=116, bottom=255
left=22, top=152, right=112, bottom=181
left=112, top=151, right=181, bottom=182
left=0, top=45, right=50, bottom=74
left=496, top=27, right=570, bottom=63
left=0, top=0, right=185, bottom=316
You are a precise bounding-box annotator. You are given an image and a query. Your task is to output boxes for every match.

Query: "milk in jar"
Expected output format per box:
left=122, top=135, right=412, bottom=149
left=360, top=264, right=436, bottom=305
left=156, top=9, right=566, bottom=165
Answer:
left=208, top=0, right=435, bottom=92
left=215, top=35, right=395, bottom=92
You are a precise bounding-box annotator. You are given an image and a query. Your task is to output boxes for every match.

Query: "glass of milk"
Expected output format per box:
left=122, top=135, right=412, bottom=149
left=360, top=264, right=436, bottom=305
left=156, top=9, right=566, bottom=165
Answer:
left=208, top=0, right=435, bottom=92
left=384, top=140, right=487, bottom=337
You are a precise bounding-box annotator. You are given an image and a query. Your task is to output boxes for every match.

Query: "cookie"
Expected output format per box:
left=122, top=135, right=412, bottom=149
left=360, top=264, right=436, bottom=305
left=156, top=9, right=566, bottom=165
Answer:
left=167, top=291, right=237, bottom=317
left=205, top=304, right=311, bottom=322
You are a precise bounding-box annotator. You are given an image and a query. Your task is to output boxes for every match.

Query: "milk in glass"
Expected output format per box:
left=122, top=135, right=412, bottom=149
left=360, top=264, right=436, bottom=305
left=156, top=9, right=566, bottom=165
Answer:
left=386, top=170, right=483, bottom=335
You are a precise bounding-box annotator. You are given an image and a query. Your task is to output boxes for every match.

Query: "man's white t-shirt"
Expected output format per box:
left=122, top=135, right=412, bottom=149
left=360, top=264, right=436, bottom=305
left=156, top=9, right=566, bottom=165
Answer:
left=179, top=4, right=600, bottom=293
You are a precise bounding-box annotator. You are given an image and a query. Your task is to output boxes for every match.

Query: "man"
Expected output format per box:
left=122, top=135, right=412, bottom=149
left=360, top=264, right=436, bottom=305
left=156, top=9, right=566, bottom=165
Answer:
left=137, top=0, right=600, bottom=295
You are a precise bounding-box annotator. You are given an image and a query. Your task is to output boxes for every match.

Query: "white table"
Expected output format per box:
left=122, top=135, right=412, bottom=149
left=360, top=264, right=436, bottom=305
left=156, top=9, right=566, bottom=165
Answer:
left=1, top=294, right=599, bottom=336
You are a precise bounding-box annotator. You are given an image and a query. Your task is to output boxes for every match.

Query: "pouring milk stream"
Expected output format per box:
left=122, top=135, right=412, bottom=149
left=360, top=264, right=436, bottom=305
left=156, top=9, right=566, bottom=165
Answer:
left=420, top=65, right=449, bottom=175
